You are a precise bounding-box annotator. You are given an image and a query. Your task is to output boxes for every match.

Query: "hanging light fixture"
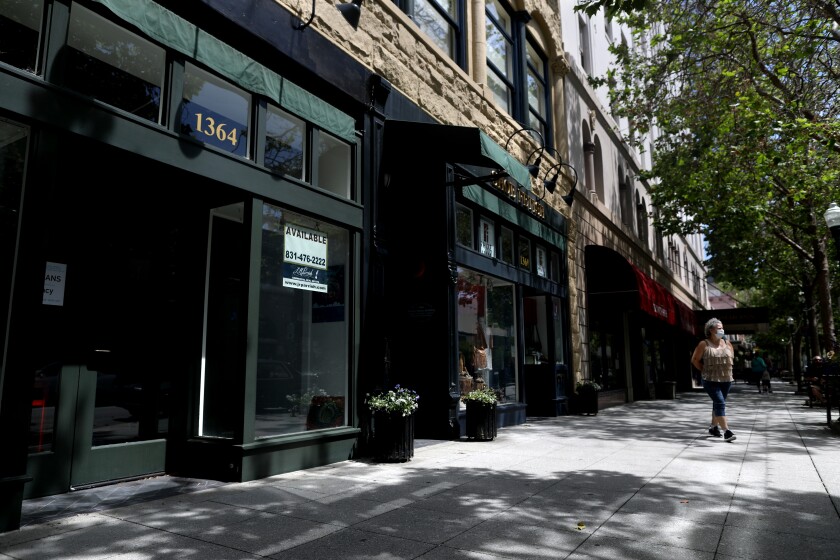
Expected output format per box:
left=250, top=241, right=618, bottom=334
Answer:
left=503, top=127, right=545, bottom=178
left=337, top=0, right=363, bottom=29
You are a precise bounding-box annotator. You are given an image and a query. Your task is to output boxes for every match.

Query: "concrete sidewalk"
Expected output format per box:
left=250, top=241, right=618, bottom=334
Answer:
left=2, top=381, right=839, bottom=559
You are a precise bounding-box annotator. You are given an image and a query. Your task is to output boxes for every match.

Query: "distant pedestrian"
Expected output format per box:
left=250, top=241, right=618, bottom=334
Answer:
left=752, top=352, right=769, bottom=393
left=691, top=318, right=737, bottom=442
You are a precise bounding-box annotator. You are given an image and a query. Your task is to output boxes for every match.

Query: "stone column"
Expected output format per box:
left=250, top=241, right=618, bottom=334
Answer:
left=471, top=0, right=487, bottom=86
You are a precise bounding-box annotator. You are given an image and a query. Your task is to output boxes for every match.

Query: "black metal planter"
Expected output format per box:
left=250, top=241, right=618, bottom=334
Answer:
left=371, top=411, right=415, bottom=462
left=465, top=401, right=497, bottom=441
left=575, top=391, right=599, bottom=415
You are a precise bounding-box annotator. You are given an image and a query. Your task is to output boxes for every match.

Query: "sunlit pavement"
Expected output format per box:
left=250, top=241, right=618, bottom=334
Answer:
left=2, top=380, right=839, bottom=559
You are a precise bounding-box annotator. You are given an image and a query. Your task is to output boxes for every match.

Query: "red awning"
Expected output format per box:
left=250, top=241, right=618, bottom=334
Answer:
left=631, top=266, right=676, bottom=325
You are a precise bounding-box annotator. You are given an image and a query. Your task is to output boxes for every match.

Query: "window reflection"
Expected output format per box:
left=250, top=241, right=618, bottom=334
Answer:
left=265, top=105, right=305, bottom=180
left=0, top=0, right=43, bottom=72
left=316, top=132, right=352, bottom=199
left=457, top=268, right=517, bottom=404
left=65, top=3, right=165, bottom=122
left=255, top=204, right=349, bottom=437
left=180, top=62, right=249, bottom=157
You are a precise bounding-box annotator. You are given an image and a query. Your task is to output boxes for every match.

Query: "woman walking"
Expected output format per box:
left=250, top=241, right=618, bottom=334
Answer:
left=691, top=318, right=736, bottom=442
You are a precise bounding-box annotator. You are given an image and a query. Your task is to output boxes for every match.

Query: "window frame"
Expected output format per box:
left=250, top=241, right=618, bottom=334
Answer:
left=394, top=0, right=466, bottom=68
left=485, top=1, right=552, bottom=147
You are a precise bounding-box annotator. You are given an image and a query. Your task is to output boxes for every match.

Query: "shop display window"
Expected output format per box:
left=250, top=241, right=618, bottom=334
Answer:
left=536, top=245, right=547, bottom=277
left=316, top=131, right=352, bottom=199
left=64, top=2, right=165, bottom=123
left=264, top=104, right=306, bottom=180
left=479, top=218, right=495, bottom=257
left=0, top=0, right=43, bottom=73
left=500, top=227, right=514, bottom=264
left=550, top=251, right=561, bottom=281
left=180, top=62, right=249, bottom=158
left=518, top=237, right=531, bottom=270
left=457, top=268, right=518, bottom=404
left=254, top=204, right=349, bottom=437
left=455, top=204, right=473, bottom=248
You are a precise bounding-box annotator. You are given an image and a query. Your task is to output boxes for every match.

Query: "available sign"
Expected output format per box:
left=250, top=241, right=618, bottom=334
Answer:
left=282, top=224, right=328, bottom=292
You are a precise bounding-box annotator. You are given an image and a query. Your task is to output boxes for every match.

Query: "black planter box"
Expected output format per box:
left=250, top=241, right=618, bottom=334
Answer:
left=575, top=391, right=599, bottom=415
left=465, top=401, right=497, bottom=440
left=371, top=411, right=415, bottom=462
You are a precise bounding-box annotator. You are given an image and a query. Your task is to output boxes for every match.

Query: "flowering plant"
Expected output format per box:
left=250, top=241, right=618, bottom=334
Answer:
left=366, top=384, right=419, bottom=417
left=286, top=387, right=327, bottom=415
left=461, top=386, right=498, bottom=405
left=575, top=379, right=602, bottom=394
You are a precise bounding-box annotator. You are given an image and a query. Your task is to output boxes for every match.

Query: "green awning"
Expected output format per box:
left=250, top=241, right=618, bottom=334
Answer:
left=93, top=0, right=356, bottom=142
left=383, top=120, right=533, bottom=189
left=462, top=185, right=566, bottom=249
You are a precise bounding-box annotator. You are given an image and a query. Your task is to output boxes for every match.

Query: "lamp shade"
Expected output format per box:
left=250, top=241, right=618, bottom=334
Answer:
left=337, top=0, right=362, bottom=29
left=825, top=202, right=840, bottom=230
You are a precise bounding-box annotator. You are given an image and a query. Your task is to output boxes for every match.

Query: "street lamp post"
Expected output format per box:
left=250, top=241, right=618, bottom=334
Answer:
left=825, top=203, right=840, bottom=261
left=824, top=203, right=840, bottom=352
left=786, top=316, right=795, bottom=380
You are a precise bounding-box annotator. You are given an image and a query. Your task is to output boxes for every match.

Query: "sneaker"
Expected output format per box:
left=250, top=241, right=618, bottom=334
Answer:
left=708, top=425, right=722, bottom=437
left=724, top=430, right=736, bottom=442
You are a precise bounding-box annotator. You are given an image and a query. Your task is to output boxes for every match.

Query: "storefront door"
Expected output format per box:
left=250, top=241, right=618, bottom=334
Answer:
left=26, top=363, right=167, bottom=498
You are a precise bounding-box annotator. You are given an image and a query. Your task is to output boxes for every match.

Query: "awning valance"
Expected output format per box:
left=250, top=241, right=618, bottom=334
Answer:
left=93, top=0, right=356, bottom=142
left=585, top=245, right=697, bottom=335
left=383, top=120, right=533, bottom=189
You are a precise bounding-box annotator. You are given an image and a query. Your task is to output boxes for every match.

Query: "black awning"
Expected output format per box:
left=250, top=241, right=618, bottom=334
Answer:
left=383, top=120, right=532, bottom=188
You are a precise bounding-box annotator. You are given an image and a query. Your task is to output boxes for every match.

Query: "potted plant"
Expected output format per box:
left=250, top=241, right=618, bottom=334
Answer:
left=462, top=386, right=498, bottom=441
left=366, top=384, right=419, bottom=462
left=575, top=379, right=601, bottom=415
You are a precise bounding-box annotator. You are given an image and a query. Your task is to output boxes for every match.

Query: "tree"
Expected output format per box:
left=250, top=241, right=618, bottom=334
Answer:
left=584, top=0, right=840, bottom=354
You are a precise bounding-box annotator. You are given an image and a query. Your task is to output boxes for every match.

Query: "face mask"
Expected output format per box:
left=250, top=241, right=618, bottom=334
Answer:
left=717, top=329, right=726, bottom=340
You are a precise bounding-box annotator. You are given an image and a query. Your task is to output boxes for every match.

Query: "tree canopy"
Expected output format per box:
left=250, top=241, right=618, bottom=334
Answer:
left=580, top=0, right=840, bottom=352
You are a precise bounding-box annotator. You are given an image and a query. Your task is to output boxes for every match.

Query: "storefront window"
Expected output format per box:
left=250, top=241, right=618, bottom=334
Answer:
left=536, top=246, right=547, bottom=277
left=455, top=204, right=473, bottom=248
left=255, top=204, right=349, bottom=437
left=518, top=237, right=531, bottom=270
left=457, top=268, right=518, bottom=404
left=316, top=131, right=352, bottom=199
left=550, top=251, right=560, bottom=281
left=264, top=104, right=305, bottom=180
left=65, top=2, right=165, bottom=123
left=500, top=227, right=514, bottom=263
left=479, top=218, right=495, bottom=257
left=0, top=0, right=43, bottom=73
left=180, top=62, right=249, bottom=158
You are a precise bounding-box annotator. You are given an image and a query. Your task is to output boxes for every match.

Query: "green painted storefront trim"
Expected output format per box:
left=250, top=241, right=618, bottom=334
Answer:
left=462, top=185, right=566, bottom=249
left=94, top=0, right=357, bottom=142
left=477, top=131, right=533, bottom=189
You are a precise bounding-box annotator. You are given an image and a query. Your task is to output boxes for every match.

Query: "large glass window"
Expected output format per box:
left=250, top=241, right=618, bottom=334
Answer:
left=457, top=268, right=518, bottom=403
left=0, top=0, right=43, bottom=72
left=479, top=217, right=495, bottom=257
left=455, top=204, right=473, bottom=248
left=180, top=62, right=249, bottom=158
left=500, top=227, right=514, bottom=264
left=486, top=0, right=514, bottom=114
left=396, top=0, right=463, bottom=65
left=255, top=204, right=350, bottom=437
left=264, top=104, right=305, bottom=180
left=316, top=131, right=352, bottom=199
left=64, top=2, right=165, bottom=123
left=526, top=39, right=549, bottom=140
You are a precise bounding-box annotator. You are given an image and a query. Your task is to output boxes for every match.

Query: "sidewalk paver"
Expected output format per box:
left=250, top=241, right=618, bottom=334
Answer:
left=2, top=380, right=839, bottom=560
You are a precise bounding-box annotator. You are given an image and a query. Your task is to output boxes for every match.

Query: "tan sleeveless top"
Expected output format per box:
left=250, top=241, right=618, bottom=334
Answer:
left=701, top=340, right=734, bottom=382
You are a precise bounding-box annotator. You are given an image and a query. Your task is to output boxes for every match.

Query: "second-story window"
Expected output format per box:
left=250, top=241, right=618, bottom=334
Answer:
left=486, top=1, right=552, bottom=144
left=526, top=37, right=549, bottom=141
left=486, top=0, right=515, bottom=114
left=396, top=0, right=464, bottom=67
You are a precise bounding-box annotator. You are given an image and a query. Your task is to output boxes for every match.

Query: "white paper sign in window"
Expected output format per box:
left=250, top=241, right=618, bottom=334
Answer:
left=479, top=218, right=495, bottom=257
left=43, top=262, right=67, bottom=306
left=283, top=224, right=328, bottom=292
left=536, top=247, right=547, bottom=277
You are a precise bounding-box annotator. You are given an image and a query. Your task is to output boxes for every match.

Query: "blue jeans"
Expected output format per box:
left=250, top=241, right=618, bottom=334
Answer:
left=702, top=380, right=732, bottom=417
